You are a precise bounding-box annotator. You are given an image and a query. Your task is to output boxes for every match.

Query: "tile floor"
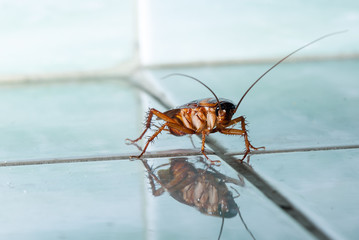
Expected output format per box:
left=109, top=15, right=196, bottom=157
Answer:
left=0, top=58, right=358, bottom=239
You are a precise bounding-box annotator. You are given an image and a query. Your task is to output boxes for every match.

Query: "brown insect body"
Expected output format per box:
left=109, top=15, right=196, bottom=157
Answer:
left=164, top=98, right=235, bottom=136
left=127, top=96, right=258, bottom=164
left=127, top=31, right=344, bottom=163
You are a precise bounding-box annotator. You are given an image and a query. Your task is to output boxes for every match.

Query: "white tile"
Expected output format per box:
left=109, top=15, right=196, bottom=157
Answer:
left=0, top=160, right=145, bottom=239
left=0, top=0, right=134, bottom=75
left=0, top=80, right=138, bottom=162
left=138, top=0, right=359, bottom=65
left=249, top=149, right=359, bottom=239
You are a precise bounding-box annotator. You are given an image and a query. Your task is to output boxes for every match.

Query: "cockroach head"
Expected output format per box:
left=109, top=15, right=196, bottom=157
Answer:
left=218, top=201, right=238, bottom=218
left=215, top=100, right=236, bottom=123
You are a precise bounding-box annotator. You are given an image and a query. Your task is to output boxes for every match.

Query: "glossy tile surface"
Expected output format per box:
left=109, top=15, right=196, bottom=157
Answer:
left=0, top=160, right=145, bottom=239
left=249, top=149, right=359, bottom=240
left=0, top=0, right=134, bottom=75
left=1, top=1, right=358, bottom=238
left=1, top=58, right=358, bottom=239
left=132, top=157, right=315, bottom=240
left=0, top=80, right=138, bottom=162
left=139, top=0, right=359, bottom=65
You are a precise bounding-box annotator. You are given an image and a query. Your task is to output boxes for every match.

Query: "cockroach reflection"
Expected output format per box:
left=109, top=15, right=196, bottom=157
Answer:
left=126, top=31, right=344, bottom=164
left=142, top=158, right=255, bottom=240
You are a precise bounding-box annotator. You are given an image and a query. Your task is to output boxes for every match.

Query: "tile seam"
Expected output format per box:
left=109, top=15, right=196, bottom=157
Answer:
left=1, top=144, right=358, bottom=167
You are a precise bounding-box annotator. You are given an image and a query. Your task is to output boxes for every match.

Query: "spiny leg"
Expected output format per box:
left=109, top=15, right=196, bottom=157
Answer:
left=130, top=113, right=196, bottom=158
left=125, top=109, right=155, bottom=144
left=219, top=128, right=249, bottom=161
left=127, top=108, right=192, bottom=157
left=201, top=131, right=221, bottom=166
left=138, top=121, right=195, bottom=158
left=220, top=116, right=264, bottom=162
left=219, top=128, right=263, bottom=162
left=236, top=116, right=264, bottom=151
left=126, top=108, right=181, bottom=144
left=135, top=123, right=168, bottom=158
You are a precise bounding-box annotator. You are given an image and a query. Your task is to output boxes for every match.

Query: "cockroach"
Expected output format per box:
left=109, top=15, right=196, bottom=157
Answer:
left=127, top=31, right=345, bottom=164
left=141, top=158, right=256, bottom=240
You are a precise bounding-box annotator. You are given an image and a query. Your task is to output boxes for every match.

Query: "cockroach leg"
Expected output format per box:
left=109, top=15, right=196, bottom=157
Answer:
left=138, top=122, right=195, bottom=158
left=220, top=116, right=264, bottom=162
left=125, top=108, right=156, bottom=144
left=126, top=108, right=179, bottom=145
left=201, top=131, right=221, bottom=166
left=128, top=108, right=196, bottom=158
left=136, top=123, right=168, bottom=158
left=166, top=122, right=196, bottom=134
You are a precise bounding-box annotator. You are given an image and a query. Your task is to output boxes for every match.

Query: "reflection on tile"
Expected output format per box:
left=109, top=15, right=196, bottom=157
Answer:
left=0, top=80, right=138, bottom=162
left=249, top=149, right=359, bottom=239
left=0, top=160, right=144, bottom=239
left=142, top=156, right=315, bottom=240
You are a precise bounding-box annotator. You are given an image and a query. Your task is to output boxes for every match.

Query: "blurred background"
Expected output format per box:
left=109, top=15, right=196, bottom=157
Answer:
left=0, top=0, right=358, bottom=239
left=0, top=0, right=357, bottom=78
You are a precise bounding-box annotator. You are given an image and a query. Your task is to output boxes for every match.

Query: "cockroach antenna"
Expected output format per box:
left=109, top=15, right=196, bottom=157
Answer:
left=218, top=214, right=225, bottom=240
left=217, top=204, right=256, bottom=240
left=237, top=206, right=256, bottom=240
left=233, top=30, right=347, bottom=114
left=162, top=73, right=223, bottom=111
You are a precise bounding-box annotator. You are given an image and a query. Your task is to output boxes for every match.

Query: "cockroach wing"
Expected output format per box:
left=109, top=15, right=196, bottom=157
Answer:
left=163, top=98, right=234, bottom=115
left=162, top=108, right=181, bottom=118
left=172, top=99, right=202, bottom=110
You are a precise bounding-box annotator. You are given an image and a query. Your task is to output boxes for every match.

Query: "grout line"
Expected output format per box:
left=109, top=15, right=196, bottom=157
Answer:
left=226, top=144, right=359, bottom=156
left=1, top=55, right=357, bottom=85
left=143, top=54, right=359, bottom=70
left=0, top=71, right=128, bottom=85
left=0, top=155, right=130, bottom=167
left=0, top=58, right=139, bottom=84
left=0, top=150, right=208, bottom=167
left=1, top=144, right=358, bottom=167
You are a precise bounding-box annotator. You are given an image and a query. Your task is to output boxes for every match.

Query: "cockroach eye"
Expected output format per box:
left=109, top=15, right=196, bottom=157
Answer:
left=216, top=102, right=236, bottom=117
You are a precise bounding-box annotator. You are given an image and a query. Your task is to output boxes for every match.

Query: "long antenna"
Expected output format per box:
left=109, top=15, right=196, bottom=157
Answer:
left=237, top=207, right=256, bottom=240
left=218, top=214, right=225, bottom=240
left=162, top=73, right=222, bottom=111
left=234, top=30, right=347, bottom=113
